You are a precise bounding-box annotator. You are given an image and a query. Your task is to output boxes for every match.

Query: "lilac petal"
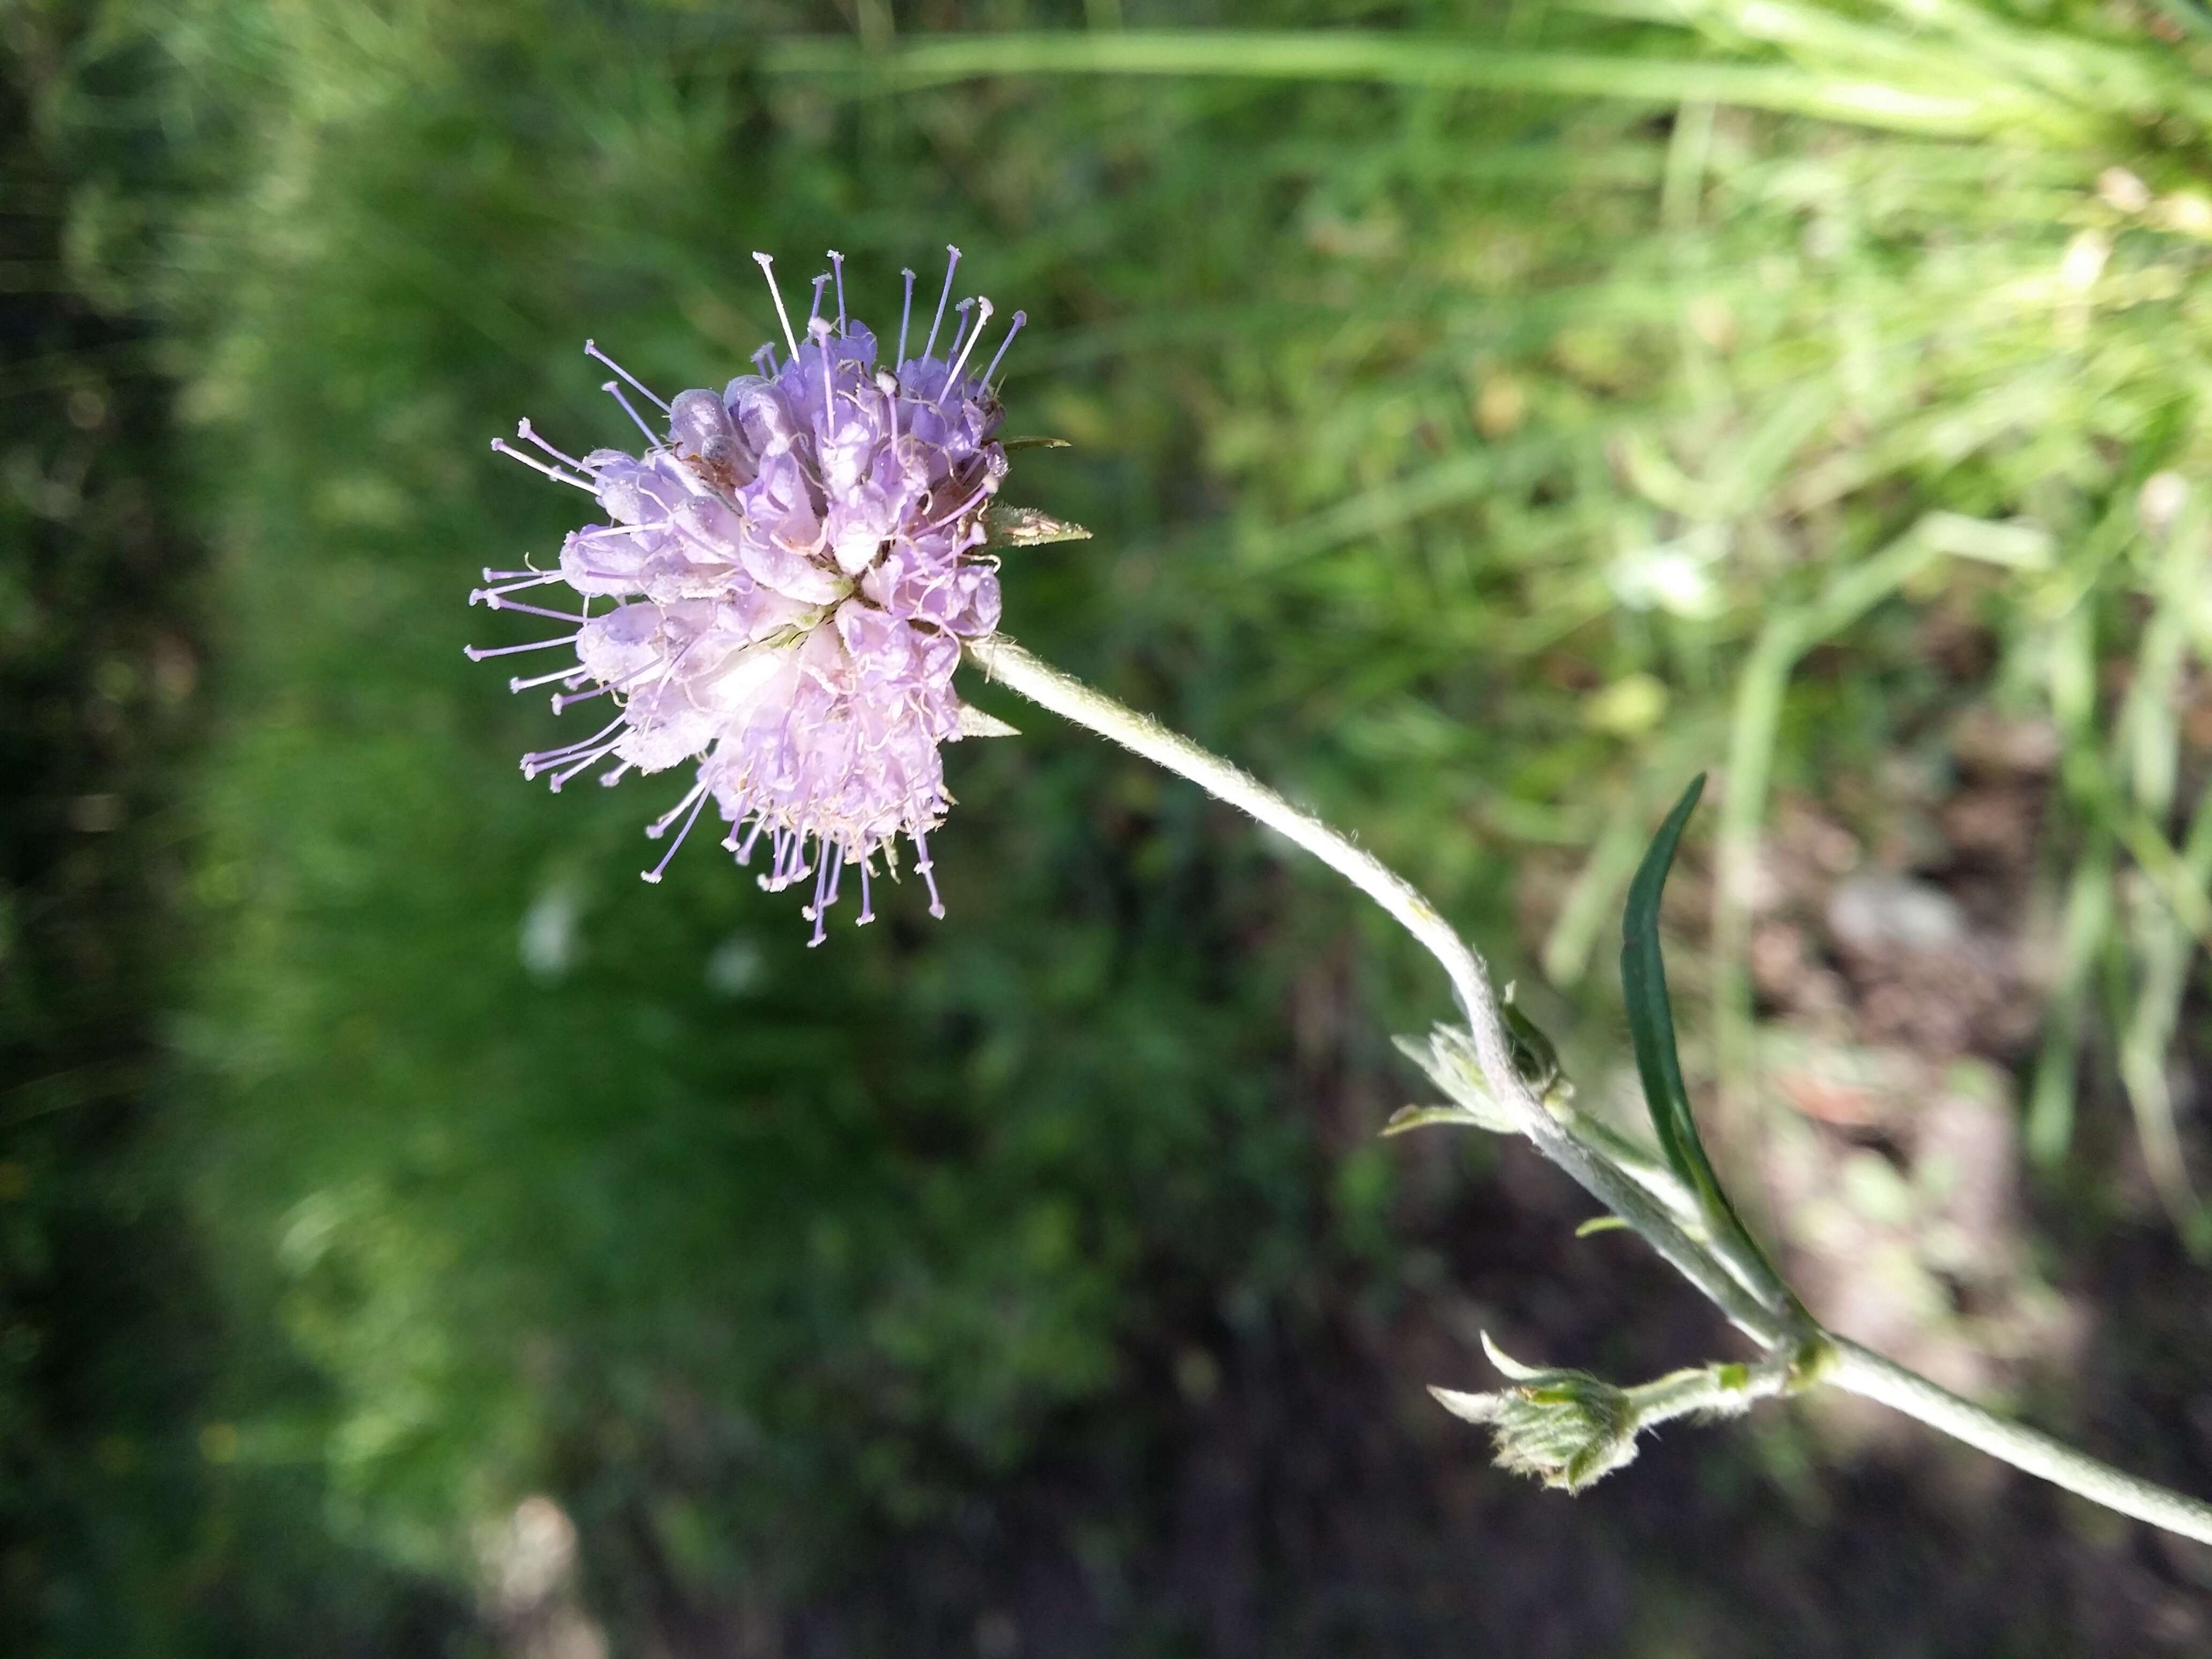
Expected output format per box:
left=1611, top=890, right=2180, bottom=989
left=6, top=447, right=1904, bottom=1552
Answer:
left=473, top=254, right=1021, bottom=931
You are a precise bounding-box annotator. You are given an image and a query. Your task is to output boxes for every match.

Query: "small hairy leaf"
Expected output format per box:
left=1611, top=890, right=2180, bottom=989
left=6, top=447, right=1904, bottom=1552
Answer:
left=1479, top=1330, right=1551, bottom=1383
left=982, top=503, right=1094, bottom=547
left=955, top=703, right=1021, bottom=738
left=1427, top=1385, right=1501, bottom=1424
left=1381, top=1103, right=1488, bottom=1138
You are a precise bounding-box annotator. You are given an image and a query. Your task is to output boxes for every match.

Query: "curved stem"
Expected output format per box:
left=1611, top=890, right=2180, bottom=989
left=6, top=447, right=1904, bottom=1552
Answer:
left=971, top=640, right=1475, bottom=1008
left=969, top=634, right=1785, bottom=1342
left=967, top=632, right=2212, bottom=1550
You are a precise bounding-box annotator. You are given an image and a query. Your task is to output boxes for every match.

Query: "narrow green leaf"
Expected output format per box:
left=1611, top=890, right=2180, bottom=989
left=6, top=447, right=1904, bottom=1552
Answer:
left=1621, top=775, right=1709, bottom=1199
left=1621, top=775, right=1797, bottom=1316
left=1574, top=1215, right=1630, bottom=1237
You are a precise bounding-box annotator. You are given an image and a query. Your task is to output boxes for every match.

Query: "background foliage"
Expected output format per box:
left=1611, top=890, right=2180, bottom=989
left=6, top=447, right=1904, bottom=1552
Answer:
left=10, top=0, right=2212, bottom=1653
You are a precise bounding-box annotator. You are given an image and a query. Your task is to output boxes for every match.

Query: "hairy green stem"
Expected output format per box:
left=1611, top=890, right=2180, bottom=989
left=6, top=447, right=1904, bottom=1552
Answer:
left=969, top=634, right=1783, bottom=1340
left=970, top=630, right=2212, bottom=1551
left=1626, top=1350, right=1796, bottom=1430
left=1826, top=1341, right=2212, bottom=1546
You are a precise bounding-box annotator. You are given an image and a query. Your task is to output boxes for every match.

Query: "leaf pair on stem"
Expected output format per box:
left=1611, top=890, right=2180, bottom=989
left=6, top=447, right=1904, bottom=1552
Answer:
left=1426, top=774, right=1828, bottom=1488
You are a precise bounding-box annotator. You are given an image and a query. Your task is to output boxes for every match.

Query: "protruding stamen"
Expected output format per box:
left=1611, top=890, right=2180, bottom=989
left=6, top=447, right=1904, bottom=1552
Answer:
left=601, top=380, right=660, bottom=446
left=522, top=715, right=627, bottom=772
left=808, top=273, right=830, bottom=326
left=491, top=438, right=596, bottom=492
left=465, top=632, right=580, bottom=662
left=526, top=728, right=625, bottom=789
left=774, top=828, right=811, bottom=890
left=545, top=745, right=621, bottom=792
left=924, top=244, right=962, bottom=359
left=896, top=267, right=916, bottom=363
left=983, top=310, right=1027, bottom=389
left=803, top=853, right=832, bottom=946
left=728, top=815, right=767, bottom=865
left=550, top=684, right=611, bottom=713
left=598, top=761, right=633, bottom=789
left=584, top=340, right=670, bottom=414
left=829, top=250, right=848, bottom=335
left=912, top=828, right=945, bottom=919
left=946, top=298, right=975, bottom=363
left=752, top=343, right=778, bottom=376
left=470, top=592, right=589, bottom=625
left=752, top=253, right=802, bottom=361
left=855, top=860, right=875, bottom=925
left=533, top=716, right=637, bottom=765
left=945, top=297, right=995, bottom=391
left=477, top=571, right=565, bottom=599
left=641, top=787, right=712, bottom=882
left=507, top=664, right=585, bottom=693
left=516, top=419, right=590, bottom=472
left=645, top=779, right=708, bottom=840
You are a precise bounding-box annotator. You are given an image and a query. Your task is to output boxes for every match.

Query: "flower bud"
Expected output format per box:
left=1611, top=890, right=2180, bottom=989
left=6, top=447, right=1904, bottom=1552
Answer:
left=1430, top=1335, right=1640, bottom=1492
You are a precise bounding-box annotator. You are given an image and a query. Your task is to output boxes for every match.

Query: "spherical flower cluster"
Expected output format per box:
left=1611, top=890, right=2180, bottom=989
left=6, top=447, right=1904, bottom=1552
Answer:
left=467, top=249, right=1022, bottom=941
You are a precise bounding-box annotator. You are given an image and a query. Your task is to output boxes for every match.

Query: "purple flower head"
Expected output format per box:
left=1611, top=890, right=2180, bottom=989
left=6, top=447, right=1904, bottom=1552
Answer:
left=467, top=248, right=1026, bottom=942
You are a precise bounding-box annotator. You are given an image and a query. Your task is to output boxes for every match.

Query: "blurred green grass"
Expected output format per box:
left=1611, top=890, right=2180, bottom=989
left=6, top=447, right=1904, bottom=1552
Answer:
left=12, top=0, right=2212, bottom=1651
